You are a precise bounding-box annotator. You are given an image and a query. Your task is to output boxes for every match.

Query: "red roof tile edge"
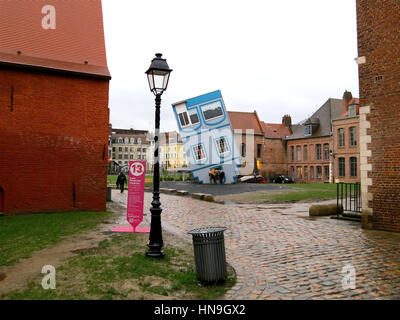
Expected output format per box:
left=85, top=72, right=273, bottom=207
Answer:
left=0, top=52, right=111, bottom=79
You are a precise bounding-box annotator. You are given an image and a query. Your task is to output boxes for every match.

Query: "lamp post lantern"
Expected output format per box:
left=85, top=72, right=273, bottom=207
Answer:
left=145, top=53, right=172, bottom=258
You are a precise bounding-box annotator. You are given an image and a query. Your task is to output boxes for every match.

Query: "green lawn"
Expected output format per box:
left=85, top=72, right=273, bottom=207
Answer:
left=0, top=211, right=112, bottom=267
left=268, top=183, right=338, bottom=202
left=2, top=233, right=236, bottom=300
left=217, top=183, right=338, bottom=204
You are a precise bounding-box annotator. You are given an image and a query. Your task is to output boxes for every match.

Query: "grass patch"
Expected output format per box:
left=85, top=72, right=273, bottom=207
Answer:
left=218, top=183, right=338, bottom=204
left=265, top=183, right=337, bottom=202
left=0, top=211, right=112, bottom=267
left=1, top=233, right=235, bottom=300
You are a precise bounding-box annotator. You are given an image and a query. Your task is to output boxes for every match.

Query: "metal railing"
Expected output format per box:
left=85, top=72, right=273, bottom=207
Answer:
left=337, top=182, right=361, bottom=215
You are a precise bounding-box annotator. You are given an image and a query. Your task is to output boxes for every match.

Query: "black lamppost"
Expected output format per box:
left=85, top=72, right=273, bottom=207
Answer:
left=145, top=53, right=172, bottom=258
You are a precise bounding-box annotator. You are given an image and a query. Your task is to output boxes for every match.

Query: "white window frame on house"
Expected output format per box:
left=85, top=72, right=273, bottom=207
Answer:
left=193, top=144, right=206, bottom=161
left=201, top=101, right=224, bottom=121
left=178, top=111, right=190, bottom=127
left=216, top=137, right=229, bottom=155
left=304, top=125, right=312, bottom=136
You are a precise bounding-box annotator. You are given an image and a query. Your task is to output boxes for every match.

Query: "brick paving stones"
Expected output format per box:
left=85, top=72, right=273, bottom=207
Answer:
left=112, top=190, right=400, bottom=300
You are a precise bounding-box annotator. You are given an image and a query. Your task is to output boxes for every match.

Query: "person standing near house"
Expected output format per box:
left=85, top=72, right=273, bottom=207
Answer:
left=116, top=172, right=127, bottom=193
left=219, top=168, right=225, bottom=184
left=209, top=168, right=217, bottom=184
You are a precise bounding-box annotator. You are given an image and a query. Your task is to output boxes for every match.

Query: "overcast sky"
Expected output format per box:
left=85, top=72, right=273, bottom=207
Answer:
left=102, top=0, right=359, bottom=132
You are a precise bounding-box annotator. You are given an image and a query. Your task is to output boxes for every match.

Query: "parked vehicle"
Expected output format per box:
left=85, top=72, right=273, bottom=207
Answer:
left=239, top=175, right=267, bottom=184
left=271, top=174, right=293, bottom=184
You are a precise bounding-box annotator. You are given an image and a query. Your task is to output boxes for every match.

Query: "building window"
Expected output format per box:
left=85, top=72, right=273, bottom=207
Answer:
left=338, top=128, right=345, bottom=147
left=216, top=137, right=229, bottom=154
left=350, top=157, right=357, bottom=177
left=304, top=166, right=308, bottom=180
left=201, top=101, right=223, bottom=120
left=257, top=144, right=262, bottom=158
left=304, top=145, right=308, bottom=161
left=193, top=144, right=206, bottom=161
left=290, top=146, right=294, bottom=162
left=324, top=166, right=329, bottom=180
left=138, top=138, right=142, bottom=145
left=130, top=147, right=134, bottom=152
left=304, top=125, right=312, bottom=136
left=178, top=112, right=190, bottom=127
left=310, top=166, right=314, bottom=179
left=297, top=167, right=303, bottom=179
left=316, top=144, right=322, bottom=160
left=130, top=155, right=133, bottom=159
left=125, top=147, right=128, bottom=152
left=323, top=143, right=329, bottom=160
left=138, top=148, right=141, bottom=152
left=130, top=137, right=135, bottom=144
left=296, top=146, right=302, bottom=161
left=118, top=154, right=122, bottom=160
left=112, top=153, right=116, bottom=158
left=316, top=166, right=322, bottom=179
left=241, top=143, right=246, bottom=157
left=350, top=127, right=357, bottom=146
left=118, top=138, right=123, bottom=144
left=349, top=105, right=357, bottom=117
left=142, top=148, right=146, bottom=153
left=339, top=158, right=345, bottom=177
left=124, top=154, right=128, bottom=159
left=124, top=137, right=129, bottom=144
left=112, top=147, right=116, bottom=152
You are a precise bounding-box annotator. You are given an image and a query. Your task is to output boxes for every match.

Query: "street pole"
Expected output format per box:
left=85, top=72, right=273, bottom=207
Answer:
left=146, top=93, right=164, bottom=258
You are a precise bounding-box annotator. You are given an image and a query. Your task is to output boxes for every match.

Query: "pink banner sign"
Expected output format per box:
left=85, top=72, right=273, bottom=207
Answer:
left=126, top=160, right=146, bottom=232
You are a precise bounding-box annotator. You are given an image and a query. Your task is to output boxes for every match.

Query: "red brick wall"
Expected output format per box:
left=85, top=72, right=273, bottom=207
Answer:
left=357, top=0, right=400, bottom=232
left=287, top=137, right=331, bottom=183
left=262, top=139, right=288, bottom=179
left=0, top=68, right=110, bottom=215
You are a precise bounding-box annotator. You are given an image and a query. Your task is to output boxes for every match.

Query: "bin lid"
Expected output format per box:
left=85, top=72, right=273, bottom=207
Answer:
left=187, top=226, right=227, bottom=235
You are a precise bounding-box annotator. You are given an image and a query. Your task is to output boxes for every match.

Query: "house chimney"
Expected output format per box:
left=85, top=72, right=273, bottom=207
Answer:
left=282, top=114, right=292, bottom=128
left=342, top=90, right=353, bottom=114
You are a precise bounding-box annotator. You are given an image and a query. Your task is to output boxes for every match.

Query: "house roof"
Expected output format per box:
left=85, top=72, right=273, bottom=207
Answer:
left=0, top=0, right=110, bottom=79
left=285, top=98, right=343, bottom=140
left=261, top=122, right=291, bottom=139
left=228, top=111, right=264, bottom=135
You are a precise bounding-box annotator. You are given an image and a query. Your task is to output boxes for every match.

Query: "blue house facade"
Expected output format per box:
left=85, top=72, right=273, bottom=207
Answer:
left=172, top=90, right=241, bottom=184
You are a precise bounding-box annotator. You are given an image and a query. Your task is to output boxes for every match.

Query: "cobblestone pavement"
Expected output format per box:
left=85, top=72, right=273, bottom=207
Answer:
left=112, top=190, right=400, bottom=300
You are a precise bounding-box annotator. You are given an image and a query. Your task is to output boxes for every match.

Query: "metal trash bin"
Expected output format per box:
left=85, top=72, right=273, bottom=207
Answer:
left=188, top=226, right=228, bottom=283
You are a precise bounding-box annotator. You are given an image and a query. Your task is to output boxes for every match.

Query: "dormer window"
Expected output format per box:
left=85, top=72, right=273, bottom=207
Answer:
left=349, top=105, right=357, bottom=117
left=304, top=125, right=312, bottom=136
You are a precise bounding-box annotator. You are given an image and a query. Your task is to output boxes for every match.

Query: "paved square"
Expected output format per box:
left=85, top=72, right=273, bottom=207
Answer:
left=113, top=190, right=400, bottom=300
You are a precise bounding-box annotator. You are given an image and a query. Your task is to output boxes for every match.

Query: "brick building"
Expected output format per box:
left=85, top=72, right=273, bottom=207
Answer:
left=332, top=91, right=361, bottom=183
left=228, top=111, right=265, bottom=176
left=0, top=1, right=110, bottom=215
left=109, top=128, right=152, bottom=172
left=286, top=99, right=343, bottom=183
left=260, top=117, right=291, bottom=180
left=356, top=0, right=400, bottom=232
